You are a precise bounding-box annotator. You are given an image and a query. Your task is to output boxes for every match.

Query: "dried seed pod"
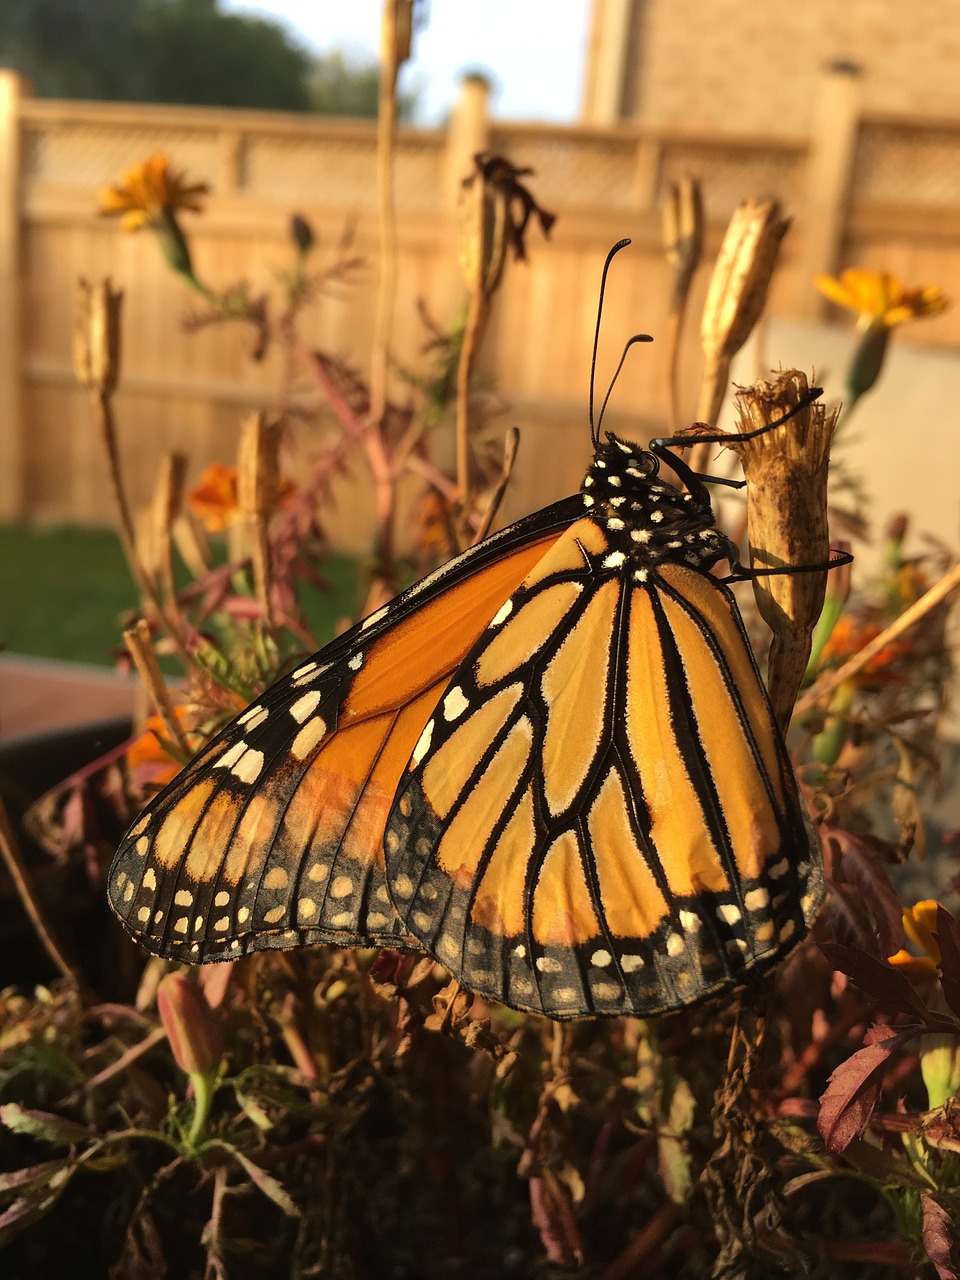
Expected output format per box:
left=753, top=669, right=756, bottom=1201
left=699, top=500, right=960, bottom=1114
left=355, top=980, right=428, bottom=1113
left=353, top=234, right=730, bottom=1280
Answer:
left=725, top=371, right=840, bottom=729
left=698, top=199, right=790, bottom=425
left=73, top=277, right=123, bottom=397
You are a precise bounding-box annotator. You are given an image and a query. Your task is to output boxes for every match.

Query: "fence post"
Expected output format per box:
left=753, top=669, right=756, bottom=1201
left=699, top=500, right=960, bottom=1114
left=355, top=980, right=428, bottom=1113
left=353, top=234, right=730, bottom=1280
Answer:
left=436, top=73, right=491, bottom=323
left=0, top=69, right=26, bottom=522
left=795, top=61, right=861, bottom=320
left=443, top=72, right=491, bottom=210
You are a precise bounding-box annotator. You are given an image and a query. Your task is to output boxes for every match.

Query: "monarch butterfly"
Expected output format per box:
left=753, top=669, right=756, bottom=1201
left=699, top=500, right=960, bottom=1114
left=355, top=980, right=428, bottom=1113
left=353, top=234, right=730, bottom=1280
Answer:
left=108, top=243, right=835, bottom=1021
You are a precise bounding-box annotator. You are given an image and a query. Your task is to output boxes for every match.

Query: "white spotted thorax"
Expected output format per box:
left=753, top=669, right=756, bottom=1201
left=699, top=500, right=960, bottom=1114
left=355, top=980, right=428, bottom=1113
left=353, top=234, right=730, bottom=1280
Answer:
left=581, top=434, right=728, bottom=579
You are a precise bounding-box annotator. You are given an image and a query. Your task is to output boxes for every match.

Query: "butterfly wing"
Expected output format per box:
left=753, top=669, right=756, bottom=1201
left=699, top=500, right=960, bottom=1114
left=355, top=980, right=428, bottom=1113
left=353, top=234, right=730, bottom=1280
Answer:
left=108, top=499, right=581, bottom=963
left=385, top=519, right=824, bottom=1019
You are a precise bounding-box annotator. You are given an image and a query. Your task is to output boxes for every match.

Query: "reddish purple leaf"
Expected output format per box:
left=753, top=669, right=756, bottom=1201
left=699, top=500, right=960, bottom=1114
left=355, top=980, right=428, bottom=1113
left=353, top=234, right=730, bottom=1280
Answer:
left=818, top=1027, right=919, bottom=1154
left=921, top=1193, right=958, bottom=1280
left=819, top=942, right=956, bottom=1028
left=528, top=1171, right=583, bottom=1266
left=831, top=831, right=906, bottom=958
left=935, top=905, right=960, bottom=1020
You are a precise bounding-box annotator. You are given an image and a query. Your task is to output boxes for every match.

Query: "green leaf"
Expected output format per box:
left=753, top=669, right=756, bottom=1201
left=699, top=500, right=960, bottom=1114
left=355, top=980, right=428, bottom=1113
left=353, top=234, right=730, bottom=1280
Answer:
left=0, top=1104, right=91, bottom=1147
left=205, top=1141, right=300, bottom=1217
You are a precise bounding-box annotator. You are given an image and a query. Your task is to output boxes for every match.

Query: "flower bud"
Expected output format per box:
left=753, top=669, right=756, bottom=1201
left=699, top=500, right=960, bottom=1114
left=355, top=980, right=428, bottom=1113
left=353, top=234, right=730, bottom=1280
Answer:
left=157, top=970, right=223, bottom=1077
left=290, top=213, right=315, bottom=257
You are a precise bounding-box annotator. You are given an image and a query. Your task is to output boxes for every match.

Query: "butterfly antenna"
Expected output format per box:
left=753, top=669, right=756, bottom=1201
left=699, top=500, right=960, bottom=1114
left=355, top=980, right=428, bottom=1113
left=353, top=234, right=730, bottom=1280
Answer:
left=590, top=239, right=632, bottom=449
left=596, top=333, right=654, bottom=439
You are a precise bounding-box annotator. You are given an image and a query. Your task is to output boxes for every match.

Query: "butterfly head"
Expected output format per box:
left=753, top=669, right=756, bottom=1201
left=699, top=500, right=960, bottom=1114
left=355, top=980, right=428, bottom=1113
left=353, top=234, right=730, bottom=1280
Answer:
left=581, top=433, right=727, bottom=575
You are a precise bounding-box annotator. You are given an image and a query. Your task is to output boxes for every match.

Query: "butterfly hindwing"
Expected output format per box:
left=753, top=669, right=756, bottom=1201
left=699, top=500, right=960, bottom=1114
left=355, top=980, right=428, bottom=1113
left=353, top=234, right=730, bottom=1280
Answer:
left=108, top=500, right=580, bottom=963
left=385, top=520, right=824, bottom=1019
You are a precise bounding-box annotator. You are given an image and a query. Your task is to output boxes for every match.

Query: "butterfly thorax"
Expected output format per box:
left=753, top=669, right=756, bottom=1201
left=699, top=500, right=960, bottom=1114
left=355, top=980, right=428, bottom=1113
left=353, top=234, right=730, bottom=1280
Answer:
left=580, top=435, right=728, bottom=579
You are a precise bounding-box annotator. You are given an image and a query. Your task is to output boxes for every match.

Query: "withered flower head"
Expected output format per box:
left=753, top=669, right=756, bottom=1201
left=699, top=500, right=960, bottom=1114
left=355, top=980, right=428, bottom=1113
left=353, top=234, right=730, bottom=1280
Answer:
left=697, top=198, right=790, bottom=424
left=459, top=154, right=555, bottom=300
left=73, top=277, right=123, bottom=397
left=726, top=371, right=840, bottom=727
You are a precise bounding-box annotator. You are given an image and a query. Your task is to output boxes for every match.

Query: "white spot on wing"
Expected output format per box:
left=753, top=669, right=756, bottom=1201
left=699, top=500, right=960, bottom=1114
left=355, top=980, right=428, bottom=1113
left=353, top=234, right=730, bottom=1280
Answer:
left=412, top=720, right=434, bottom=766
left=238, top=705, right=268, bottom=729
left=361, top=605, right=389, bottom=631
left=143, top=868, right=157, bottom=892
left=232, top=748, right=264, bottom=784
left=491, top=599, right=513, bottom=627
left=174, top=889, right=193, bottom=907
left=717, top=904, right=742, bottom=925
left=291, top=717, right=327, bottom=760
left=443, top=687, right=469, bottom=721
left=591, top=949, right=612, bottom=967
left=290, top=691, right=322, bottom=724
left=621, top=954, right=644, bottom=973
left=347, top=652, right=364, bottom=671
left=745, top=888, right=770, bottom=912
left=603, top=551, right=626, bottom=569
left=216, top=741, right=247, bottom=770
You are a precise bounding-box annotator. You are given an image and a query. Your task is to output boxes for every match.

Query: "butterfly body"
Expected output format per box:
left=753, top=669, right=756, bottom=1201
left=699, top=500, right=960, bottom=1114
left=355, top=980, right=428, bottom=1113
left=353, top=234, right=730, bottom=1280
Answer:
left=109, top=431, right=823, bottom=1019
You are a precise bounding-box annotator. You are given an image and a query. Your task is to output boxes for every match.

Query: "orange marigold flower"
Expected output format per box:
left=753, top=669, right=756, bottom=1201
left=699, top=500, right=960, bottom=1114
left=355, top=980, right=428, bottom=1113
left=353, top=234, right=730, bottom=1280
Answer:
left=126, top=713, right=188, bottom=789
left=888, top=899, right=942, bottom=977
left=818, top=615, right=911, bottom=684
left=99, top=153, right=209, bottom=232
left=815, top=268, right=948, bottom=330
left=187, top=462, right=295, bottom=533
left=188, top=463, right=240, bottom=532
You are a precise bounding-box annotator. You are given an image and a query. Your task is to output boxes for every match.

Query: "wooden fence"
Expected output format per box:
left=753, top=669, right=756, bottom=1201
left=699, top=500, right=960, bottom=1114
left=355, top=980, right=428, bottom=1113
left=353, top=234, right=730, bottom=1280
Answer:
left=1, top=67, right=959, bottom=549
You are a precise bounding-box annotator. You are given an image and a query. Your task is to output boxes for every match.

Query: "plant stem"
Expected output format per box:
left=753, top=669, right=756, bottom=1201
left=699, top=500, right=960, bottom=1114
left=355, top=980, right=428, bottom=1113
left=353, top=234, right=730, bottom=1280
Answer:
left=0, top=795, right=89, bottom=996
left=455, top=289, right=488, bottom=538
left=187, top=1070, right=215, bottom=1148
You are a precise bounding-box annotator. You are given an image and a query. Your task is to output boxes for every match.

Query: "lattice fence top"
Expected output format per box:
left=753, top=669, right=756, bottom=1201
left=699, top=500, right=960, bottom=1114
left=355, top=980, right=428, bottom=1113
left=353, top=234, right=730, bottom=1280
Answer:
left=854, top=119, right=960, bottom=208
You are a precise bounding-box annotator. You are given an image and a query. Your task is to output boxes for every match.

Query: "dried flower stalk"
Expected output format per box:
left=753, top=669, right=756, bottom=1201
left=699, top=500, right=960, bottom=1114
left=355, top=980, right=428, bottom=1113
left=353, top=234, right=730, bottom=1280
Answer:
left=124, top=619, right=191, bottom=755
left=150, top=451, right=188, bottom=631
left=724, top=372, right=839, bottom=730
left=237, top=412, right=280, bottom=628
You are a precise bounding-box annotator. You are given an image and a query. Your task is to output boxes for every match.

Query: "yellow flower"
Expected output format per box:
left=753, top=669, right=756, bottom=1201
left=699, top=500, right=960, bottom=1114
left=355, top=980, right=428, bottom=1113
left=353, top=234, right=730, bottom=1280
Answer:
left=887, top=899, right=942, bottom=977
left=99, top=153, right=208, bottom=232
left=815, top=268, right=948, bottom=330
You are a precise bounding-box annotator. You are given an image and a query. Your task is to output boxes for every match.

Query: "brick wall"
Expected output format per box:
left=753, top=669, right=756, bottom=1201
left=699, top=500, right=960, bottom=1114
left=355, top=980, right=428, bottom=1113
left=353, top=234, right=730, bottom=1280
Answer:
left=599, top=0, right=960, bottom=135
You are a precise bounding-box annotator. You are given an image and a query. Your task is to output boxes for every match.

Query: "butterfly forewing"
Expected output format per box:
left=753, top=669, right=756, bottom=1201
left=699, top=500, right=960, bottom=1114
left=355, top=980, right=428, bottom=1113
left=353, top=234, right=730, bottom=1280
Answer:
left=386, top=506, right=824, bottom=1019
left=108, top=505, right=577, bottom=963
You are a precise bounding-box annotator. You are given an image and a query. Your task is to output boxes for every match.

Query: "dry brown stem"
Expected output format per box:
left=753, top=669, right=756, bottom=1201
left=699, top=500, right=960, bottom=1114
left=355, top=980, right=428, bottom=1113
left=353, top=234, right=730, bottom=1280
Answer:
left=123, top=619, right=191, bottom=756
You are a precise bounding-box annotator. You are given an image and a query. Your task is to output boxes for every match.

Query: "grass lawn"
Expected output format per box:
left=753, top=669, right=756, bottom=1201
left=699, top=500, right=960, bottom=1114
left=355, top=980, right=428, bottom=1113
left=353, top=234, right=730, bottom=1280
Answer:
left=0, top=524, right=359, bottom=667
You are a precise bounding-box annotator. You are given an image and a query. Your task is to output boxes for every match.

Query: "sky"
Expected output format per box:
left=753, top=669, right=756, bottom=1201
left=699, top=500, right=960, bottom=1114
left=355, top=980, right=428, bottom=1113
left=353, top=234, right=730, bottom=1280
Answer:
left=221, top=0, right=591, bottom=123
